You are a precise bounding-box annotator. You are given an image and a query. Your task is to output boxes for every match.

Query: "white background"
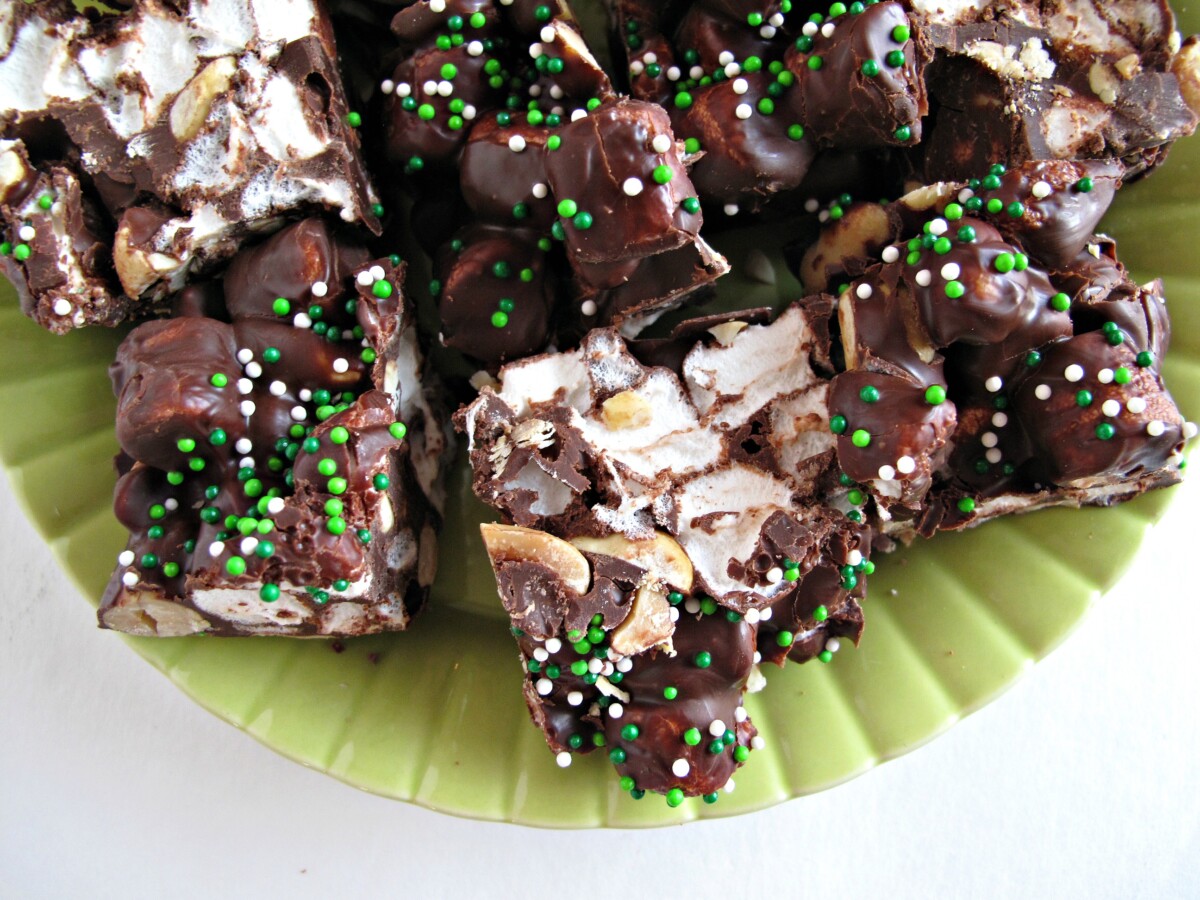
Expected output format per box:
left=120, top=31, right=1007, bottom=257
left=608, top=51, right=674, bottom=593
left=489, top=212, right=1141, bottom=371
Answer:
left=2, top=470, right=1197, bottom=899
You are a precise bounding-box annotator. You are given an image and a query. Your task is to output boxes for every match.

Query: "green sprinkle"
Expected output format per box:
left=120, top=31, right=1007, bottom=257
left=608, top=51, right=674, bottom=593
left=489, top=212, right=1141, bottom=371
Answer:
left=859, top=385, right=880, bottom=403
left=957, top=497, right=977, bottom=513
left=1075, top=177, right=1094, bottom=193
left=694, top=651, right=712, bottom=668
left=417, top=104, right=435, bottom=121
left=225, top=556, right=247, bottom=576
left=556, top=198, right=578, bottom=218
left=572, top=211, right=594, bottom=230
left=945, top=280, right=966, bottom=299
left=885, top=49, right=904, bottom=67
left=491, top=310, right=509, bottom=328
left=345, top=111, right=362, bottom=128
left=1136, top=351, right=1154, bottom=367
left=665, top=788, right=685, bottom=808
left=818, top=650, right=834, bottom=663
left=1114, top=366, right=1132, bottom=385
left=1096, top=423, right=1116, bottom=440
left=684, top=727, right=702, bottom=746
left=787, top=124, right=805, bottom=141
left=830, top=415, right=848, bottom=435
left=373, top=473, right=390, bottom=491
left=892, top=24, right=911, bottom=42
left=994, top=252, right=1016, bottom=273
left=12, top=244, right=30, bottom=261
left=372, top=279, right=393, bottom=299
left=776, top=630, right=795, bottom=648
left=813, top=604, right=829, bottom=622
left=260, top=584, right=280, bottom=602
left=1076, top=390, right=1094, bottom=407
left=621, top=724, right=640, bottom=741
left=807, top=55, right=823, bottom=70
left=390, top=422, right=408, bottom=440
left=609, top=747, right=627, bottom=764
left=663, top=686, right=678, bottom=700
left=326, top=517, right=346, bottom=535
left=851, top=429, right=871, bottom=448
left=894, top=124, right=912, bottom=142
left=652, top=164, right=673, bottom=185
left=273, top=298, right=291, bottom=316
left=327, top=477, right=348, bottom=495
left=861, top=59, right=880, bottom=76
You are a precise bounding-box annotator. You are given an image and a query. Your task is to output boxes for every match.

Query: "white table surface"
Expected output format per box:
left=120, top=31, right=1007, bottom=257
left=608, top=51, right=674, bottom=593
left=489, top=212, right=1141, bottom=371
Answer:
left=2, top=467, right=1197, bottom=899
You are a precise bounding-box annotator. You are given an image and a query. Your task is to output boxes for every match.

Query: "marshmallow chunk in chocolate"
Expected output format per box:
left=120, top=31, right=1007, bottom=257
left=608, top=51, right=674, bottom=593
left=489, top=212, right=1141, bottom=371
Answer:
left=99, top=220, right=445, bottom=637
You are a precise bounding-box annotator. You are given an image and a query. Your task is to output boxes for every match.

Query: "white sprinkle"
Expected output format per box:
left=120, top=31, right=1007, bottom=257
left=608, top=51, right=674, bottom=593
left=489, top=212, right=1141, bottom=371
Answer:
left=608, top=703, right=624, bottom=719
left=467, top=40, right=484, bottom=57
left=239, top=400, right=256, bottom=417
left=878, top=464, right=896, bottom=481
left=848, top=549, right=863, bottom=567
left=652, top=134, right=672, bottom=154
left=689, top=66, right=705, bottom=80
left=616, top=658, right=633, bottom=674
left=269, top=380, right=287, bottom=397
left=1183, top=422, right=1197, bottom=439
left=732, top=77, right=749, bottom=95
left=1102, top=399, right=1122, bottom=417
left=821, top=22, right=835, bottom=37
left=1098, top=368, right=1114, bottom=384
left=533, top=647, right=549, bottom=662
left=724, top=62, right=741, bottom=79
left=239, top=537, right=258, bottom=556
left=1031, top=181, right=1053, bottom=199
left=760, top=24, right=777, bottom=38
left=540, top=25, right=555, bottom=42
left=422, top=79, right=438, bottom=95
left=897, top=455, right=916, bottom=474
left=958, top=187, right=975, bottom=202
left=928, top=218, right=948, bottom=235
left=684, top=597, right=701, bottom=614
left=118, top=550, right=135, bottom=566
left=208, top=541, right=226, bottom=558
left=244, top=361, right=263, bottom=379
left=356, top=270, right=373, bottom=286
left=531, top=182, right=548, bottom=199
left=555, top=751, right=572, bottom=767
left=622, top=177, right=644, bottom=197
left=855, top=283, right=873, bottom=300
left=567, top=691, right=583, bottom=707
left=236, top=348, right=253, bottom=364
left=724, top=778, right=736, bottom=793
left=164, top=498, right=179, bottom=512
left=669, top=606, right=680, bottom=622
left=709, top=719, right=727, bottom=737
left=1126, top=397, right=1147, bottom=414
left=986, top=448, right=1003, bottom=464
left=735, top=103, right=752, bottom=120
left=629, top=60, right=644, bottom=75
left=881, top=246, right=900, bottom=263
left=379, top=79, right=395, bottom=96
left=992, top=412, right=1009, bottom=428
left=672, top=758, right=691, bottom=777
left=463, top=104, right=477, bottom=120
left=310, top=281, right=328, bottom=298
left=724, top=203, right=740, bottom=216
left=751, top=735, right=766, bottom=750
left=643, top=53, right=657, bottom=64
left=666, top=66, right=681, bottom=81
left=1035, top=384, right=1052, bottom=400
left=718, top=51, right=735, bottom=66
left=18, top=225, right=35, bottom=241
left=122, top=571, right=138, bottom=586
left=826, top=638, right=841, bottom=653
left=766, top=566, right=783, bottom=584
left=1147, top=420, right=1166, bottom=437
left=1064, top=364, right=1085, bottom=383
left=769, top=12, right=785, bottom=26
left=803, top=21, right=818, bottom=36
left=805, top=198, right=820, bottom=213
left=535, top=678, right=553, bottom=696
left=267, top=497, right=286, bottom=515
left=915, top=269, right=932, bottom=287
left=508, top=135, right=527, bottom=152
left=981, top=431, right=999, bottom=448
left=571, top=108, right=587, bottom=122
left=580, top=300, right=597, bottom=316
left=293, top=313, right=312, bottom=329
left=238, top=457, right=254, bottom=470
left=237, top=378, right=253, bottom=394
left=429, top=0, right=445, bottom=11
left=397, top=83, right=411, bottom=98
left=940, top=262, right=961, bottom=281
left=52, top=299, right=72, bottom=316
left=332, top=358, right=349, bottom=374
left=545, top=637, right=562, bottom=654
left=290, top=405, right=307, bottom=421
left=759, top=606, right=773, bottom=621
left=369, top=265, right=385, bottom=281
left=235, top=438, right=252, bottom=454
left=744, top=608, right=761, bottom=624
left=588, top=658, right=603, bottom=674
left=985, top=376, right=1003, bottom=393
left=753, top=651, right=761, bottom=664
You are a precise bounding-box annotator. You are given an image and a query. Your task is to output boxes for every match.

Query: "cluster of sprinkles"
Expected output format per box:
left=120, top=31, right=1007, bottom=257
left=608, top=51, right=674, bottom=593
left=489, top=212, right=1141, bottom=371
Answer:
left=1, top=187, right=88, bottom=324
left=620, top=0, right=915, bottom=214
left=113, top=266, right=409, bottom=609
left=527, top=591, right=767, bottom=806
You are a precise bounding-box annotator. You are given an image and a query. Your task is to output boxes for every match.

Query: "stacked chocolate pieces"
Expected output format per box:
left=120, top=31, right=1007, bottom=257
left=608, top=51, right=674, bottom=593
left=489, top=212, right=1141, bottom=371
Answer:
left=457, top=156, right=1192, bottom=803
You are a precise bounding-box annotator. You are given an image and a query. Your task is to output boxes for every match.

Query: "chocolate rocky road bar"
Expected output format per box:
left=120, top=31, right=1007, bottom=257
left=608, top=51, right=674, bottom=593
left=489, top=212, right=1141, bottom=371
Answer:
left=374, top=0, right=729, bottom=366
left=459, top=303, right=876, bottom=801
left=798, top=157, right=1194, bottom=538
left=0, top=0, right=380, bottom=333
left=604, top=0, right=1199, bottom=214
left=100, top=218, right=446, bottom=637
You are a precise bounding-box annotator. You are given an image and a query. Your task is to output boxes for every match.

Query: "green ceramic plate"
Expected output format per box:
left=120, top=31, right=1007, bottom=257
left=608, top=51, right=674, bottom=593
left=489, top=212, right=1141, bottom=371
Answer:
left=2, top=8, right=1198, bottom=827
